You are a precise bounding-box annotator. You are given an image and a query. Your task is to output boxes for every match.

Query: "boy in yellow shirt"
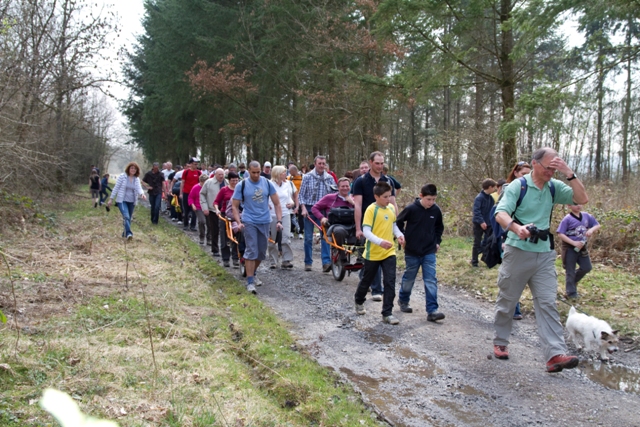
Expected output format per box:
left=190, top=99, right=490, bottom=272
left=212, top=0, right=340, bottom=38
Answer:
left=354, top=182, right=405, bottom=324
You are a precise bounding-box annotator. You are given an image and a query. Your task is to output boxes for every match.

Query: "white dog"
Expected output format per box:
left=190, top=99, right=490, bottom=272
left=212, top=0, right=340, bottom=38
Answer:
left=566, top=306, right=619, bottom=361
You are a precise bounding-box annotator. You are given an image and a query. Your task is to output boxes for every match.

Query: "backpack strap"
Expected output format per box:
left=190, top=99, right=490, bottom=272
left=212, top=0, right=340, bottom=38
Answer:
left=513, top=176, right=556, bottom=225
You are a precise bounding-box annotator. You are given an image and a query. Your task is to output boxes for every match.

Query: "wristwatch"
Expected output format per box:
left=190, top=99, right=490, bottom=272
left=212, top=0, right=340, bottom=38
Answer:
left=567, top=173, right=577, bottom=181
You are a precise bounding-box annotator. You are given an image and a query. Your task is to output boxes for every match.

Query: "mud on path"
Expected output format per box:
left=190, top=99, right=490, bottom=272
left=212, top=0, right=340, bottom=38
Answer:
left=179, top=222, right=640, bottom=427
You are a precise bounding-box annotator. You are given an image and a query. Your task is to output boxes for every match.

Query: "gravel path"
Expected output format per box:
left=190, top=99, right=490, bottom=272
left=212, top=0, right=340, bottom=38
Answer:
left=179, top=221, right=640, bottom=427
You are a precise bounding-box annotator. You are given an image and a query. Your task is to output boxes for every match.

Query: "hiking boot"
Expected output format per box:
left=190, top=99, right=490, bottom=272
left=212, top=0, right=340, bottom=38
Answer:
left=281, top=260, right=293, bottom=269
left=105, top=206, right=110, bottom=213
left=246, top=283, right=257, bottom=294
left=371, top=294, right=383, bottom=302
left=270, top=263, right=277, bottom=269
left=355, top=304, right=366, bottom=315
left=199, top=238, right=205, bottom=245
left=546, top=354, right=579, bottom=373
left=322, top=263, right=331, bottom=272
left=494, top=345, right=509, bottom=360
left=255, top=277, right=263, bottom=286
left=126, top=234, right=133, bottom=241
left=398, top=302, right=413, bottom=313
left=305, top=264, right=312, bottom=271
left=513, top=314, right=523, bottom=320
left=383, top=315, right=400, bottom=325
left=427, top=312, right=445, bottom=322
left=233, top=260, right=240, bottom=268
left=223, top=261, right=230, bottom=267
left=94, top=202, right=97, bottom=208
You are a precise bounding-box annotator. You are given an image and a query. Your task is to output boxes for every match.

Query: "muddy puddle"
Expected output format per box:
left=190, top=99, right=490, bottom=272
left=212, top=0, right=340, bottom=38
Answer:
left=580, top=360, right=640, bottom=394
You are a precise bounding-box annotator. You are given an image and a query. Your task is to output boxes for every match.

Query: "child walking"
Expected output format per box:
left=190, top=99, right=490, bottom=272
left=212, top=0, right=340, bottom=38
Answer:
left=396, top=184, right=445, bottom=321
left=471, top=178, right=497, bottom=267
left=354, top=182, right=405, bottom=324
left=557, top=204, right=600, bottom=299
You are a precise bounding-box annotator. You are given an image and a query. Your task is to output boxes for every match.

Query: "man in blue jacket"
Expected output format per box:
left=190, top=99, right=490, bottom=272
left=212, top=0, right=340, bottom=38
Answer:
left=471, top=179, right=497, bottom=267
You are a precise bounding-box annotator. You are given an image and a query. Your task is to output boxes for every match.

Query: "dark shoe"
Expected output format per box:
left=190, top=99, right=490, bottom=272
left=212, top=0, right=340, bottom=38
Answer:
left=190, top=227, right=197, bottom=231
left=199, top=239, right=205, bottom=245
left=322, top=263, right=331, bottom=272
left=427, top=312, right=445, bottom=322
left=212, top=252, right=220, bottom=257
left=94, top=202, right=97, bottom=208
left=513, top=314, right=523, bottom=320
left=223, top=261, right=230, bottom=267
left=183, top=227, right=188, bottom=231
left=270, top=263, right=277, bottom=269
left=105, top=206, right=110, bottom=212
left=546, top=354, right=579, bottom=373
left=305, top=264, right=312, bottom=271
left=281, top=260, right=293, bottom=269
left=494, top=345, right=509, bottom=360
left=206, top=240, right=212, bottom=246
left=398, top=302, right=413, bottom=313
left=564, top=293, right=581, bottom=300
left=233, top=260, right=240, bottom=268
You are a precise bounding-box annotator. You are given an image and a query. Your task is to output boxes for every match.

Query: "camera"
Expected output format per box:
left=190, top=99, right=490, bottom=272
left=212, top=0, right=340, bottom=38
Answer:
left=526, top=225, right=550, bottom=244
left=526, top=225, right=540, bottom=244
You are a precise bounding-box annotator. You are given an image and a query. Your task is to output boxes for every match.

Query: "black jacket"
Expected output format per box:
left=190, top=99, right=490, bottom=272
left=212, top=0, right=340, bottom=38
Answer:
left=396, top=199, right=444, bottom=257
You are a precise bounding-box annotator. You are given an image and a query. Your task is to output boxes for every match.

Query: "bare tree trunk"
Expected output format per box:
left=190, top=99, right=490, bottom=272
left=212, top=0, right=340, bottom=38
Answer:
left=594, top=51, right=605, bottom=180
left=621, top=19, right=632, bottom=183
left=500, top=0, right=517, bottom=177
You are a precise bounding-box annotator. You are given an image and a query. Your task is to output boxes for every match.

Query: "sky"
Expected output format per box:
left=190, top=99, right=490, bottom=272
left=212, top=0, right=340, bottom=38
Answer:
left=98, top=0, right=146, bottom=133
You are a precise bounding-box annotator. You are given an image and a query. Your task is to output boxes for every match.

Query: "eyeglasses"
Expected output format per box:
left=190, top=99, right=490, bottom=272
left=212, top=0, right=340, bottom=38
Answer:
left=537, top=161, right=555, bottom=171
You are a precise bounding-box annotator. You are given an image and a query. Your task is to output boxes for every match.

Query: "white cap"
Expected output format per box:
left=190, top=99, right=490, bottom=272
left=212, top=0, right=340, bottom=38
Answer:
left=264, top=161, right=272, bottom=167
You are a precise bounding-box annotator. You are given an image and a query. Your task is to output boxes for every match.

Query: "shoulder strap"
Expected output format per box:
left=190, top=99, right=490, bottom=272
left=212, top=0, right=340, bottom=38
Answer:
left=241, top=179, right=246, bottom=203
left=513, top=176, right=556, bottom=224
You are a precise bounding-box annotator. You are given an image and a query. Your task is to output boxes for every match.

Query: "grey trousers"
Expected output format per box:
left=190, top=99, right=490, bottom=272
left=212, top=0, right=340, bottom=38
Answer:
left=493, top=245, right=567, bottom=362
left=268, top=214, right=293, bottom=265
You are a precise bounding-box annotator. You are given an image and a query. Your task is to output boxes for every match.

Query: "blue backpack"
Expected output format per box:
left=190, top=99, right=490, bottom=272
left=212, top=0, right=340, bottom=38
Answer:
left=481, top=177, right=555, bottom=268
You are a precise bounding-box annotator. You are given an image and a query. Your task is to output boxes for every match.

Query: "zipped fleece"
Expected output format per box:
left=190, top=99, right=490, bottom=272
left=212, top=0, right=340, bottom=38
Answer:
left=396, top=199, right=444, bottom=257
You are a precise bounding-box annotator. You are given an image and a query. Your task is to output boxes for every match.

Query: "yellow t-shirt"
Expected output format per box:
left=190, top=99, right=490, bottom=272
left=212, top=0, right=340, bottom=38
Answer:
left=363, top=203, right=397, bottom=261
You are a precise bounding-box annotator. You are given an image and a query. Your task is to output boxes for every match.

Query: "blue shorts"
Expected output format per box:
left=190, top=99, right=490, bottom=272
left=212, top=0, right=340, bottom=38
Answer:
left=243, top=222, right=270, bottom=261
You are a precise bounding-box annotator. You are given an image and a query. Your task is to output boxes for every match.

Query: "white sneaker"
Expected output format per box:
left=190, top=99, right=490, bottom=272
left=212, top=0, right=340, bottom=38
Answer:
left=355, top=304, right=366, bottom=315
left=255, top=277, right=263, bottom=286
left=247, top=283, right=257, bottom=294
left=372, top=294, right=383, bottom=302
left=298, top=234, right=303, bottom=239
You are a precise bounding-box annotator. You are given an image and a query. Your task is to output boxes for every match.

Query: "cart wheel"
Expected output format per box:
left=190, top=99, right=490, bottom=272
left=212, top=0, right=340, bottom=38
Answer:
left=332, top=254, right=346, bottom=281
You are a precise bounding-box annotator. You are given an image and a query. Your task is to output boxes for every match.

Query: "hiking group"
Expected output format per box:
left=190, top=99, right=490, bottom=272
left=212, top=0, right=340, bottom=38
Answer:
left=97, top=146, right=598, bottom=372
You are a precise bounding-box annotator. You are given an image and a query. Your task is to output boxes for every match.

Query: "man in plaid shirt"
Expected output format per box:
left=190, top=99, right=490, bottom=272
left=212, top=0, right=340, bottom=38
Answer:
left=299, top=155, right=337, bottom=272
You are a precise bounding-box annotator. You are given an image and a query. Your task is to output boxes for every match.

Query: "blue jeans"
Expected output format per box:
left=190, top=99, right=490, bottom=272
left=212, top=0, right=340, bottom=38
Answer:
left=358, top=263, right=383, bottom=295
left=399, top=253, right=439, bottom=314
left=355, top=257, right=397, bottom=317
left=117, top=201, right=135, bottom=237
left=99, top=191, right=109, bottom=204
left=148, top=193, right=162, bottom=224
left=303, top=206, right=330, bottom=266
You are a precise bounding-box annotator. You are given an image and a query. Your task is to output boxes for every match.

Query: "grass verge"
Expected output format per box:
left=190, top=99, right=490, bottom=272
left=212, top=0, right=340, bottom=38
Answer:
left=0, top=195, right=383, bottom=426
